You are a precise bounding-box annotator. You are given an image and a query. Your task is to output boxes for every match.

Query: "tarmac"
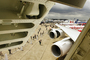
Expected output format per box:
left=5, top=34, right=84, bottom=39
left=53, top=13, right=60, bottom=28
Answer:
left=0, top=23, right=65, bottom=60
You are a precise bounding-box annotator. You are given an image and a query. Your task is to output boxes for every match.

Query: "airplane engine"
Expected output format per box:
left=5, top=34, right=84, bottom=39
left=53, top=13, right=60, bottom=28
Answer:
left=51, top=37, right=73, bottom=57
left=48, top=29, right=65, bottom=39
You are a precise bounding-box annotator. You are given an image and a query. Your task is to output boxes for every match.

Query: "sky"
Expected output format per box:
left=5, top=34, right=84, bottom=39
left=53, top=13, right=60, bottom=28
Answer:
left=45, top=0, right=90, bottom=20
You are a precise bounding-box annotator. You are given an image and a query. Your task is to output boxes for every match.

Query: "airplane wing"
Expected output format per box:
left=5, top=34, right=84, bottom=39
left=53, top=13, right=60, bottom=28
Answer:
left=55, top=23, right=80, bottom=42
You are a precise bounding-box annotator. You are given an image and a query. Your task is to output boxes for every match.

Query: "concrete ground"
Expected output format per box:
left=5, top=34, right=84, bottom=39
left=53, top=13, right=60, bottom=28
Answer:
left=0, top=23, right=65, bottom=60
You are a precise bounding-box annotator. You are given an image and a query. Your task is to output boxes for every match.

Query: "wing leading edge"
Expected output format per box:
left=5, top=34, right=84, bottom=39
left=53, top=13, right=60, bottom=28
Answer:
left=55, top=23, right=80, bottom=42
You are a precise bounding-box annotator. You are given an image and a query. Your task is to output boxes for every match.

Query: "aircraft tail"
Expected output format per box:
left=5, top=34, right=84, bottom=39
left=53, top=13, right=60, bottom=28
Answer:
left=75, top=19, right=79, bottom=23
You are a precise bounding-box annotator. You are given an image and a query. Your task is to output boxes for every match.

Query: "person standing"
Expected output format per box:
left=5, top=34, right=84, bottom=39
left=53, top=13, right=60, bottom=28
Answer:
left=8, top=49, right=11, bottom=54
left=27, top=41, right=29, bottom=43
left=33, top=36, right=34, bottom=40
left=35, top=34, right=36, bottom=39
left=39, top=40, right=42, bottom=45
left=30, top=36, right=33, bottom=44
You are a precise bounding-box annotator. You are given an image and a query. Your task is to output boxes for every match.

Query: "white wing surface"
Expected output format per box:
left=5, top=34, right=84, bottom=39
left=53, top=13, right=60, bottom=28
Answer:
left=55, top=23, right=80, bottom=42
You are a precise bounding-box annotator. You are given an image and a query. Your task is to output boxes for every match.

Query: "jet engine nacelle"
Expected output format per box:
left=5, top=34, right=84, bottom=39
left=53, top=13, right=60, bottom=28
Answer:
left=48, top=28, right=65, bottom=39
left=51, top=37, right=73, bottom=57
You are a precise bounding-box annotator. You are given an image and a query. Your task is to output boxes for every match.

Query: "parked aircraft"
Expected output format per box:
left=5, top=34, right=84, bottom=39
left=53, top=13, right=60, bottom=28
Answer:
left=75, top=19, right=87, bottom=25
left=45, top=20, right=53, bottom=23
left=60, top=20, right=77, bottom=26
left=60, top=19, right=86, bottom=26
left=65, top=25, right=84, bottom=32
left=59, top=19, right=85, bottom=32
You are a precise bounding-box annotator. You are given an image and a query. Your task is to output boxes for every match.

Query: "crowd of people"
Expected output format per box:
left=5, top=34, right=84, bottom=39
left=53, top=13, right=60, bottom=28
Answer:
left=30, top=27, right=45, bottom=45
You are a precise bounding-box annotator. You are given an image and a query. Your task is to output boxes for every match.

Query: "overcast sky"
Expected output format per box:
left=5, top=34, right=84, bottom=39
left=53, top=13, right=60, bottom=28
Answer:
left=45, top=0, right=90, bottom=20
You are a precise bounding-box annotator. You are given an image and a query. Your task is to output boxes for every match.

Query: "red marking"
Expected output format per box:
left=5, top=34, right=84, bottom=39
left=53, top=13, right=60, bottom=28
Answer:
left=69, top=26, right=84, bottom=30
left=70, top=21, right=74, bottom=23
left=78, top=30, right=82, bottom=32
